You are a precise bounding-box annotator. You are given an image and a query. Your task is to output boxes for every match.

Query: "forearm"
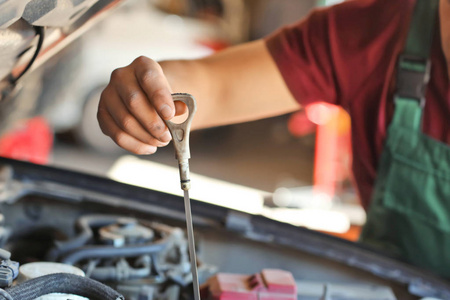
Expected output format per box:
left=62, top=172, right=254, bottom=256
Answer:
left=160, top=40, right=300, bottom=130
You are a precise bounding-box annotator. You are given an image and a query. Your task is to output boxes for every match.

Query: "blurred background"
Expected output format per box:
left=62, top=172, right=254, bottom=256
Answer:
left=0, top=0, right=365, bottom=241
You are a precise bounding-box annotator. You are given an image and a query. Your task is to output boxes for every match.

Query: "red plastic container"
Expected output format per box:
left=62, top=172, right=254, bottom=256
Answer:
left=201, top=269, right=297, bottom=300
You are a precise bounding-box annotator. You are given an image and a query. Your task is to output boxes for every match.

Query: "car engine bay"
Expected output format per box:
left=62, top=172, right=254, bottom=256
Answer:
left=0, top=158, right=446, bottom=300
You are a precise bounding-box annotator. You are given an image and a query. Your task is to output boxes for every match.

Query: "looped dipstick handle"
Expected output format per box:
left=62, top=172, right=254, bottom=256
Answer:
left=163, top=93, right=197, bottom=191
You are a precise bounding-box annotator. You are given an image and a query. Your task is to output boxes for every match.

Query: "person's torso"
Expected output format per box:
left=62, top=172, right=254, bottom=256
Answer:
left=347, top=0, right=450, bottom=209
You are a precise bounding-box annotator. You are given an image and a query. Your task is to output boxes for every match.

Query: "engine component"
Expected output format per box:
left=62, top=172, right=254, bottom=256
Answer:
left=88, top=256, right=151, bottom=282
left=0, top=249, right=10, bottom=260
left=99, top=218, right=154, bottom=247
left=294, top=281, right=397, bottom=299
left=0, top=260, right=18, bottom=288
left=47, top=215, right=159, bottom=261
left=42, top=215, right=198, bottom=299
left=47, top=215, right=120, bottom=261
left=16, top=262, right=87, bottom=300
left=0, top=0, right=100, bottom=29
left=35, top=293, right=88, bottom=300
left=0, top=258, right=18, bottom=288
left=5, top=273, right=124, bottom=300
left=60, top=235, right=168, bottom=265
left=200, top=269, right=297, bottom=300
left=48, top=215, right=172, bottom=267
left=0, top=249, right=19, bottom=288
left=0, top=20, right=35, bottom=81
left=18, top=262, right=84, bottom=283
left=0, top=0, right=29, bottom=29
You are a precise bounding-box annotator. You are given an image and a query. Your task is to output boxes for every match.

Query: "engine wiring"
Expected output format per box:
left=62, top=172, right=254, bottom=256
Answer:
left=9, top=26, right=45, bottom=85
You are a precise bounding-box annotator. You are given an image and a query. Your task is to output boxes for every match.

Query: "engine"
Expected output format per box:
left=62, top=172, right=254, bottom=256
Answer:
left=0, top=214, right=213, bottom=300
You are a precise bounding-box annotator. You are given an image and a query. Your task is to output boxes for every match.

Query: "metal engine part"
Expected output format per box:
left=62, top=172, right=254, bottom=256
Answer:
left=0, top=20, right=35, bottom=81
left=0, top=249, right=19, bottom=288
left=18, top=262, right=85, bottom=282
left=0, top=0, right=100, bottom=29
left=45, top=214, right=200, bottom=300
left=0, top=0, right=120, bottom=124
left=0, top=0, right=105, bottom=82
left=0, top=0, right=29, bottom=29
left=99, top=217, right=155, bottom=247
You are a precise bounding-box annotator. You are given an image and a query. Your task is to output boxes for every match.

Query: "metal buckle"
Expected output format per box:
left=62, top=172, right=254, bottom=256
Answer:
left=395, top=53, right=431, bottom=108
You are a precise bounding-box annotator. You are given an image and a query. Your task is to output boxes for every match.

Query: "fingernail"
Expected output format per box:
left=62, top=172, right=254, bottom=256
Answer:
left=144, top=146, right=157, bottom=155
left=160, top=104, right=173, bottom=120
left=160, top=131, right=172, bottom=142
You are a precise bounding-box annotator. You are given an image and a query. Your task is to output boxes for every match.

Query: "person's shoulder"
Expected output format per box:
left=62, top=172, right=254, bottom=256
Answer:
left=324, top=0, right=415, bottom=27
left=310, top=0, right=415, bottom=52
left=303, top=0, right=416, bottom=105
left=329, top=0, right=414, bottom=15
left=298, top=0, right=415, bottom=41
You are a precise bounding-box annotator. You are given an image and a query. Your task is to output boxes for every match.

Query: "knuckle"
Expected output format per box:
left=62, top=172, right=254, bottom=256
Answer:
left=112, top=132, right=126, bottom=146
left=134, top=56, right=150, bottom=65
left=147, top=120, right=164, bottom=133
left=149, top=59, right=162, bottom=71
left=99, top=87, right=111, bottom=101
left=120, top=115, right=135, bottom=131
left=110, top=68, right=124, bottom=81
left=151, top=88, right=171, bottom=106
left=123, top=91, right=140, bottom=108
left=140, top=69, right=158, bottom=86
left=152, top=88, right=166, bottom=99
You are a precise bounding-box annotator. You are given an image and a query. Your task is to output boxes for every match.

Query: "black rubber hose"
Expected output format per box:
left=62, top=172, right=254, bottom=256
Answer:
left=61, top=239, right=168, bottom=265
left=47, top=215, right=128, bottom=261
left=6, top=273, right=124, bottom=300
left=0, top=288, right=13, bottom=300
left=10, top=26, right=45, bottom=84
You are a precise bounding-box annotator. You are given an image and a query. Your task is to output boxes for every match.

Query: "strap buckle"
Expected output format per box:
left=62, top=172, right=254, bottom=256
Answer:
left=395, top=54, right=431, bottom=108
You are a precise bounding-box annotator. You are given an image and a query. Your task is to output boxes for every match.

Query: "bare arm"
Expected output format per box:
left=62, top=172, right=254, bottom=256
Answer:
left=163, top=40, right=300, bottom=129
left=98, top=39, right=299, bottom=154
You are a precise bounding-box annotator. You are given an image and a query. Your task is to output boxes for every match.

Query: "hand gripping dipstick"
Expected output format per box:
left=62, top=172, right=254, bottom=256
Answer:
left=163, top=93, right=200, bottom=300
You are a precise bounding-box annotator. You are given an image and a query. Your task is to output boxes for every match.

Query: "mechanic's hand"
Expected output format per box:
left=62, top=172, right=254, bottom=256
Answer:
left=97, top=56, right=186, bottom=154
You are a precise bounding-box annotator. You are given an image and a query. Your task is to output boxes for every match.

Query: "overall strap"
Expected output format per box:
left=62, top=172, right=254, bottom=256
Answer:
left=392, top=0, right=439, bottom=130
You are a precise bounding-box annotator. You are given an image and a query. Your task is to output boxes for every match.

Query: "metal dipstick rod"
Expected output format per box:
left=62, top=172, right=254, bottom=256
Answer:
left=163, top=93, right=200, bottom=300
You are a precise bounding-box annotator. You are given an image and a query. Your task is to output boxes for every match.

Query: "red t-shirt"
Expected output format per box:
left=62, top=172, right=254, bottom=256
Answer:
left=265, top=0, right=450, bottom=210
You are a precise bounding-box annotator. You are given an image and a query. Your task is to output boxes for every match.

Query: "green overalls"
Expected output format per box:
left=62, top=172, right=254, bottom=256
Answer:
left=359, top=0, right=450, bottom=278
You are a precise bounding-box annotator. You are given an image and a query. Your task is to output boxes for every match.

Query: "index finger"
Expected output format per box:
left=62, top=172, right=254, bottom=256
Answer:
left=132, top=56, right=175, bottom=121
